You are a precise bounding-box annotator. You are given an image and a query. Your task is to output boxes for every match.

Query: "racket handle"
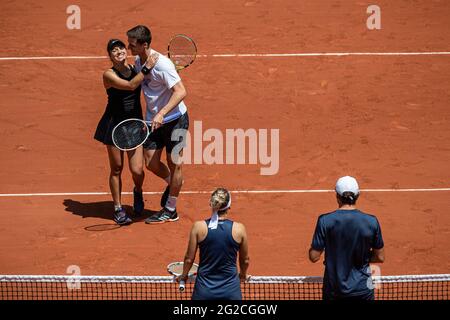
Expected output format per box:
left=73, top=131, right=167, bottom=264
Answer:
left=179, top=280, right=186, bottom=292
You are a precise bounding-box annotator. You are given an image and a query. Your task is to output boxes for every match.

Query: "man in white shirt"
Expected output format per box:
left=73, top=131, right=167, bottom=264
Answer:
left=127, top=25, right=189, bottom=224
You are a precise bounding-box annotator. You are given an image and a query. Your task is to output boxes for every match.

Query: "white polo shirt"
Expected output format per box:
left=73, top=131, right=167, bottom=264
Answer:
left=135, top=50, right=187, bottom=124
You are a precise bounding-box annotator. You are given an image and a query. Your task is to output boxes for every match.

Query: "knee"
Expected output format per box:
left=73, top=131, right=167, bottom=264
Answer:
left=130, top=164, right=144, bottom=177
left=146, top=157, right=162, bottom=173
left=145, top=160, right=158, bottom=173
left=170, top=163, right=183, bottom=176
left=110, top=165, right=123, bottom=176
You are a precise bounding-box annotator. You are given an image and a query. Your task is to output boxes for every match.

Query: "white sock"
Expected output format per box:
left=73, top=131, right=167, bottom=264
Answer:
left=164, top=175, right=171, bottom=185
left=165, top=196, right=177, bottom=212
left=114, top=204, right=122, bottom=211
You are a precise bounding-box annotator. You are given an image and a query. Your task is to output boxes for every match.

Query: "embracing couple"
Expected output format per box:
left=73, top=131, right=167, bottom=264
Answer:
left=94, top=25, right=189, bottom=225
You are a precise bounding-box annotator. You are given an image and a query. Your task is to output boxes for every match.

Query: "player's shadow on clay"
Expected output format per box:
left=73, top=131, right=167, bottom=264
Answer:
left=63, top=199, right=158, bottom=231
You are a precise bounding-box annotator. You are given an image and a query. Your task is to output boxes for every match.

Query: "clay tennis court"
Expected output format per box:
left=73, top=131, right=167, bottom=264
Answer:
left=0, top=0, right=449, bottom=283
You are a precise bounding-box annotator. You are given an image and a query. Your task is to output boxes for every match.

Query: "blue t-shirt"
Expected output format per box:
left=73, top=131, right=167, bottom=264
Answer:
left=311, top=209, right=384, bottom=297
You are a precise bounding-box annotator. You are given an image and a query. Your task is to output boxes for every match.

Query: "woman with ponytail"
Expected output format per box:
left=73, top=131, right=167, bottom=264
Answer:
left=177, top=188, right=250, bottom=300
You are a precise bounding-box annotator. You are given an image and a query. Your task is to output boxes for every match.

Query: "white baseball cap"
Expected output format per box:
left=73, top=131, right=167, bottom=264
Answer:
left=335, top=176, right=360, bottom=196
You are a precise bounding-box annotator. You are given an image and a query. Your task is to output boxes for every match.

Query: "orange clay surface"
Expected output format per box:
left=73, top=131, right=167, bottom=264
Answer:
left=0, top=0, right=449, bottom=276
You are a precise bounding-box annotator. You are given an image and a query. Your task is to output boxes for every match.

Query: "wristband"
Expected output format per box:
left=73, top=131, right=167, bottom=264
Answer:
left=141, top=65, right=151, bottom=75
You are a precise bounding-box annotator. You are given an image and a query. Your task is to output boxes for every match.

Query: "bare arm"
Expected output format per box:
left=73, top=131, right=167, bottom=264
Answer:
left=179, top=222, right=201, bottom=281
left=370, top=248, right=385, bottom=263
left=103, top=69, right=144, bottom=91
left=103, top=53, right=158, bottom=90
left=235, top=223, right=250, bottom=281
left=151, top=81, right=187, bottom=131
left=309, top=247, right=323, bottom=263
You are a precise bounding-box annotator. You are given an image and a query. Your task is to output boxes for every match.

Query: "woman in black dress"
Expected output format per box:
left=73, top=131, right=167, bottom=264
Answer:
left=94, top=39, right=157, bottom=225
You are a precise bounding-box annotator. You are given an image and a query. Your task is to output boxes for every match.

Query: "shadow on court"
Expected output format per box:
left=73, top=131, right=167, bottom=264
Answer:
left=63, top=199, right=159, bottom=231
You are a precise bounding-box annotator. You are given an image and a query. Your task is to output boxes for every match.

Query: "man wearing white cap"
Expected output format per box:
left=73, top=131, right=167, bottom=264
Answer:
left=309, top=176, right=385, bottom=300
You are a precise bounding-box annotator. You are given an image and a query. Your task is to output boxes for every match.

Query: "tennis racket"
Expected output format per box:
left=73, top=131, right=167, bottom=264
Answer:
left=167, top=261, right=199, bottom=292
left=167, top=34, right=197, bottom=72
left=111, top=118, right=151, bottom=151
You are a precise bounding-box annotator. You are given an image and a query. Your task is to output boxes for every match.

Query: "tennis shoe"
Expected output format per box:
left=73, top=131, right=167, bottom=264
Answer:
left=145, top=207, right=179, bottom=224
left=113, top=208, right=132, bottom=225
left=133, top=187, right=144, bottom=215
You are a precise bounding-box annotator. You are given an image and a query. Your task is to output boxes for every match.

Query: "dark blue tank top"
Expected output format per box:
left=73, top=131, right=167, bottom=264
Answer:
left=192, top=219, right=242, bottom=300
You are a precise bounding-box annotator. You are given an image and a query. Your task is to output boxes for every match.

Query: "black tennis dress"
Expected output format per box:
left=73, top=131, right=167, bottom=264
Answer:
left=94, top=65, right=143, bottom=145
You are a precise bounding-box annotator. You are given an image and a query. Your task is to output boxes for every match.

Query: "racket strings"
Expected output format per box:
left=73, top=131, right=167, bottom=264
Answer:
left=169, top=264, right=184, bottom=276
left=113, top=121, right=148, bottom=150
left=168, top=262, right=198, bottom=276
left=168, top=36, right=196, bottom=68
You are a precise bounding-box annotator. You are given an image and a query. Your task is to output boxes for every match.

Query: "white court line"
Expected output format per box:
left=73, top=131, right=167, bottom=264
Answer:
left=200, top=52, right=450, bottom=58
left=1, top=52, right=450, bottom=61
left=0, top=56, right=107, bottom=61
left=0, top=188, right=449, bottom=197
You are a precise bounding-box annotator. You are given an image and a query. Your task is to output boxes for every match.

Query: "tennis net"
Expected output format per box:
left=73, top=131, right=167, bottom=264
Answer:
left=1, top=274, right=449, bottom=300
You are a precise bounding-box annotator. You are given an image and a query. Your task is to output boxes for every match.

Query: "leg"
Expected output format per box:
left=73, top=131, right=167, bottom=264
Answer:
left=106, top=145, right=124, bottom=207
left=107, top=145, right=131, bottom=225
left=163, top=113, right=189, bottom=211
left=143, top=126, right=172, bottom=208
left=144, top=114, right=188, bottom=224
left=164, top=113, right=189, bottom=209
left=127, top=146, right=145, bottom=192
left=144, top=147, right=172, bottom=208
left=128, top=146, right=145, bottom=214
left=144, top=148, right=170, bottom=180
left=166, top=149, right=184, bottom=198
left=143, top=150, right=180, bottom=224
